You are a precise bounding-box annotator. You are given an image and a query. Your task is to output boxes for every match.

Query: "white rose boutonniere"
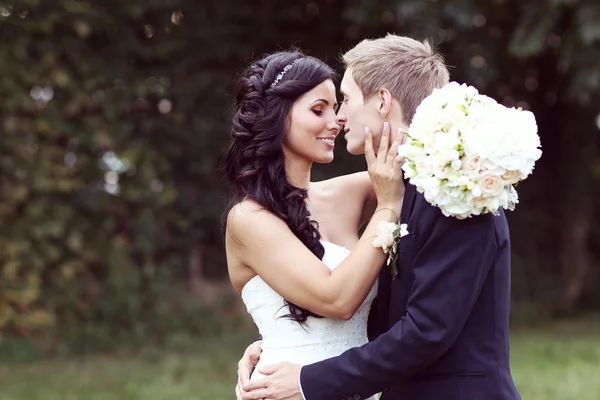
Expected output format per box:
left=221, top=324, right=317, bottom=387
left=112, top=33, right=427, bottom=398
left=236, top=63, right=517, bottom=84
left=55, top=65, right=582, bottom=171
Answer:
left=373, top=221, right=409, bottom=278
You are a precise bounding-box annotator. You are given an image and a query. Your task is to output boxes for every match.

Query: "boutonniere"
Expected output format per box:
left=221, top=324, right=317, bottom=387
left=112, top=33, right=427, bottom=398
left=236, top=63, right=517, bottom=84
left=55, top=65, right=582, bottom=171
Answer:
left=373, top=221, right=409, bottom=278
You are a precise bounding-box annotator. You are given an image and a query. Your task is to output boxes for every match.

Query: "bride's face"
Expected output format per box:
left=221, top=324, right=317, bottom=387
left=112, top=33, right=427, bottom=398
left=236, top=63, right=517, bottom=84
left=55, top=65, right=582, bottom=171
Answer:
left=283, top=79, right=341, bottom=164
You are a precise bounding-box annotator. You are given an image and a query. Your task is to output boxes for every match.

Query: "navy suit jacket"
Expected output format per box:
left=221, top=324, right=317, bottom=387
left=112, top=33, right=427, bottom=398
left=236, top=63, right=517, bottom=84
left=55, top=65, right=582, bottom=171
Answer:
left=300, top=183, right=521, bottom=400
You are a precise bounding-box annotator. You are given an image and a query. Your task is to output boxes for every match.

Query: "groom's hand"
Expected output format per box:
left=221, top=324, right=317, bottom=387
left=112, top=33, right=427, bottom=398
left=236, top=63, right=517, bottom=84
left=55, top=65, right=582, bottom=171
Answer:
left=242, top=362, right=303, bottom=400
left=235, top=341, right=262, bottom=400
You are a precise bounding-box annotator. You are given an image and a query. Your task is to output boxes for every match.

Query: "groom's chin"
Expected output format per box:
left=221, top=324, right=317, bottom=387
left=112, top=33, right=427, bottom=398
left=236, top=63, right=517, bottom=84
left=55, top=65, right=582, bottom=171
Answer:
left=346, top=142, right=365, bottom=155
left=347, top=146, right=365, bottom=156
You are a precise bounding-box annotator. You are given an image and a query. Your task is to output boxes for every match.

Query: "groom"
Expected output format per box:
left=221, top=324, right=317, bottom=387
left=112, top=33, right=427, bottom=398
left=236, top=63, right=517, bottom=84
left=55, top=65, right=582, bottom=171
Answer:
left=237, top=34, right=521, bottom=400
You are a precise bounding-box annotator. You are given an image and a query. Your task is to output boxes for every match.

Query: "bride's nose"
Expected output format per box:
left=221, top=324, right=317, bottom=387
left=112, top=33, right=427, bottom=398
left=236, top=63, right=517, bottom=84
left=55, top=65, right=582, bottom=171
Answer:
left=327, top=117, right=342, bottom=132
left=336, top=109, right=347, bottom=127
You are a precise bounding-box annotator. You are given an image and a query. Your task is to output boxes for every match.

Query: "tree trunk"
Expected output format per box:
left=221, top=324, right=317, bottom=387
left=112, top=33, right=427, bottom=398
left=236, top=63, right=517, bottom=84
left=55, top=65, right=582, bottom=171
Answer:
left=554, top=104, right=597, bottom=315
left=557, top=207, right=592, bottom=313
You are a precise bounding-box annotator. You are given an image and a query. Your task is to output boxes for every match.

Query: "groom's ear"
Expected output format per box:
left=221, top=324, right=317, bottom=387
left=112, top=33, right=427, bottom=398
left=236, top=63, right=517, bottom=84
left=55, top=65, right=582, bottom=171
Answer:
left=377, top=88, right=393, bottom=119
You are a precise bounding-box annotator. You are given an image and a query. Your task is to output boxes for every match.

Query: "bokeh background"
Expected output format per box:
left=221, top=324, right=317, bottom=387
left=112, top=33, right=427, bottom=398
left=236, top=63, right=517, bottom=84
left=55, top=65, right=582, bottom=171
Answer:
left=1, top=0, right=600, bottom=399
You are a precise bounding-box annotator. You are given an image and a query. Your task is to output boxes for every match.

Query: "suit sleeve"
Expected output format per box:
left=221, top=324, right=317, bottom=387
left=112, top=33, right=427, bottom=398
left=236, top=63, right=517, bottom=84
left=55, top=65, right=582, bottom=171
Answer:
left=299, top=199, right=499, bottom=400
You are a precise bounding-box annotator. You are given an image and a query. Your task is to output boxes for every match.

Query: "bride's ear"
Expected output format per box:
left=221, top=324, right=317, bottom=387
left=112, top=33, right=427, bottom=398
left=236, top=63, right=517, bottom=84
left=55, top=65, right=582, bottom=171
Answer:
left=377, top=88, right=393, bottom=119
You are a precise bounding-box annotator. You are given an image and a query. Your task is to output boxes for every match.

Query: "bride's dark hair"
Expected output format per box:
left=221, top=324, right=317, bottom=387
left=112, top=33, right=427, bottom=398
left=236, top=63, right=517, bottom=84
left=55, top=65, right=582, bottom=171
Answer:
left=223, top=50, right=336, bottom=324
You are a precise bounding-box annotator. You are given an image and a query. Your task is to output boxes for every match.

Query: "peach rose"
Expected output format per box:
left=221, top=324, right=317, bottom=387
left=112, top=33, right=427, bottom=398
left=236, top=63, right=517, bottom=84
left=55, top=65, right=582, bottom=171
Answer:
left=501, top=169, right=521, bottom=184
left=479, top=171, right=504, bottom=197
left=461, top=155, right=482, bottom=174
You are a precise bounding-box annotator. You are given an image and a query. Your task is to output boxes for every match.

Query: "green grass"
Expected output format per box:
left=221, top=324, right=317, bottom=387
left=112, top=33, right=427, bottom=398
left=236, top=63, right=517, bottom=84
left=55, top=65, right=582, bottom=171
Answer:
left=0, top=330, right=257, bottom=400
left=0, top=320, right=599, bottom=400
left=510, top=318, right=600, bottom=400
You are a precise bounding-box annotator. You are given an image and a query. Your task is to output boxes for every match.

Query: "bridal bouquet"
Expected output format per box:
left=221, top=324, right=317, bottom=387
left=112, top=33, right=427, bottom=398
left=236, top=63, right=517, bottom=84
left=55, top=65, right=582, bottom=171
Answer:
left=398, top=82, right=542, bottom=219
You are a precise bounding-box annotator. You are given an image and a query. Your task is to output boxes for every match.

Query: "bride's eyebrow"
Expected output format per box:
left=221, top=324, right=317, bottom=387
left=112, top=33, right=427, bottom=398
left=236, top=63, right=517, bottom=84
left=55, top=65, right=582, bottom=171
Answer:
left=310, top=99, right=338, bottom=108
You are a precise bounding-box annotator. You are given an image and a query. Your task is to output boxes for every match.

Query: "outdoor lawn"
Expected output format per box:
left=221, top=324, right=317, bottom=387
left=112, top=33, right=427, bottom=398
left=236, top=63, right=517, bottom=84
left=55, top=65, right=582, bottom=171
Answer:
left=1, top=318, right=599, bottom=400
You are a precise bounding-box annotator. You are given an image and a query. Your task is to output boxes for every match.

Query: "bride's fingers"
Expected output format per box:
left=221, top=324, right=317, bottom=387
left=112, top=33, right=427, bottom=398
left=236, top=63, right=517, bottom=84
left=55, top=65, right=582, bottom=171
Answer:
left=364, top=127, right=376, bottom=169
left=386, top=131, right=402, bottom=169
left=377, top=121, right=391, bottom=162
left=398, top=129, right=406, bottom=146
left=394, top=155, right=405, bottom=179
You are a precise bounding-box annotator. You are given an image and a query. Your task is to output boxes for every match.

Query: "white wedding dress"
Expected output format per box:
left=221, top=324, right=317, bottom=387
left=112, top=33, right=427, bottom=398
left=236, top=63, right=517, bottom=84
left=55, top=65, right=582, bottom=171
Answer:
left=241, top=240, right=378, bottom=400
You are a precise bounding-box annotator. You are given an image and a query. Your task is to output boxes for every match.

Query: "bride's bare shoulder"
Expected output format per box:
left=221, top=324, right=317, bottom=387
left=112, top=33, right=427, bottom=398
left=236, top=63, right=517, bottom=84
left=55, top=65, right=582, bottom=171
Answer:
left=228, top=198, right=272, bottom=223
left=227, top=199, right=291, bottom=243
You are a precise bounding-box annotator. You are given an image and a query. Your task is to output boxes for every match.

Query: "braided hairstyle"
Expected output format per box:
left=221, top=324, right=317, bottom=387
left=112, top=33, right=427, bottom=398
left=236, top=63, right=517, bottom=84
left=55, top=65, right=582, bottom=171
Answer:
left=223, top=51, right=336, bottom=323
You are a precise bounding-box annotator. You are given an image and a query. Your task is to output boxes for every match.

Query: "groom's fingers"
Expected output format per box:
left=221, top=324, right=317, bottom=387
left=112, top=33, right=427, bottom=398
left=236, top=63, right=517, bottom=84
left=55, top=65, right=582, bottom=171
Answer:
left=377, top=121, right=391, bottom=162
left=241, top=388, right=271, bottom=400
left=238, top=342, right=261, bottom=388
left=235, top=382, right=245, bottom=400
left=242, top=377, right=267, bottom=392
left=258, top=363, right=281, bottom=375
left=238, top=359, right=251, bottom=387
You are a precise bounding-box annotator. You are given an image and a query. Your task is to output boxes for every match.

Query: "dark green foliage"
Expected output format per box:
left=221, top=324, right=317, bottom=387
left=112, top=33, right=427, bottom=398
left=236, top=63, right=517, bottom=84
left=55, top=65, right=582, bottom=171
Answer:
left=0, top=0, right=599, bottom=352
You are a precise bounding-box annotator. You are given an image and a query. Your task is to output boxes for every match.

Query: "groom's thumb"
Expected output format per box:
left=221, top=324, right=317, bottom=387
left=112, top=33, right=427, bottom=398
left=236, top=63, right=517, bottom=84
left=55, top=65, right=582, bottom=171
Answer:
left=258, top=363, right=281, bottom=376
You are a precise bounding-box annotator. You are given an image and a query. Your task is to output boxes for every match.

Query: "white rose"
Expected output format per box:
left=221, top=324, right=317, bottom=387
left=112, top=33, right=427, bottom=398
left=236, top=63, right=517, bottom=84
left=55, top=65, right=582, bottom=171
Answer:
left=416, top=155, right=435, bottom=176
left=433, top=163, right=450, bottom=180
left=457, top=175, right=472, bottom=188
left=372, top=221, right=397, bottom=252
left=479, top=171, right=505, bottom=197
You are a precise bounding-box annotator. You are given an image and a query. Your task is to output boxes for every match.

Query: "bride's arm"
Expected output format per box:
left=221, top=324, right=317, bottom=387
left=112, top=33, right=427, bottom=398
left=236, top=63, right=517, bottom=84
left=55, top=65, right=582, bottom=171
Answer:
left=228, top=200, right=397, bottom=320
left=339, top=171, right=378, bottom=228
left=229, top=125, right=404, bottom=320
left=318, top=171, right=377, bottom=230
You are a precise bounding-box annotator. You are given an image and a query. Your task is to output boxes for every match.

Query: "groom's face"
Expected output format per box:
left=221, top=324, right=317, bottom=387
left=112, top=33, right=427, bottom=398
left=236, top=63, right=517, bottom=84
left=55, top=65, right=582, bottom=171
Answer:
left=337, top=69, right=385, bottom=155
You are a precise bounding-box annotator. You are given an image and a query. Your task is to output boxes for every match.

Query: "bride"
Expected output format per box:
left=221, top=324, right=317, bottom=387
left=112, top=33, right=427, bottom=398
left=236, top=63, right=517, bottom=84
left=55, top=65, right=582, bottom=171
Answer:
left=222, top=50, right=404, bottom=400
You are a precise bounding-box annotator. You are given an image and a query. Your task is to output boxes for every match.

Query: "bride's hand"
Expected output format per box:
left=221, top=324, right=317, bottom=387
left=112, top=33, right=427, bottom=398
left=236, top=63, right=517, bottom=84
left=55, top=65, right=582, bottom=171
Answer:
left=365, top=121, right=405, bottom=217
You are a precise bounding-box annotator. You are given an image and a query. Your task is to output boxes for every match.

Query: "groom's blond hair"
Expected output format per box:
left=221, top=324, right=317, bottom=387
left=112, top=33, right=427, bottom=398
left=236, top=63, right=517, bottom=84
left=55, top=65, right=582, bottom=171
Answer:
left=343, top=34, right=450, bottom=123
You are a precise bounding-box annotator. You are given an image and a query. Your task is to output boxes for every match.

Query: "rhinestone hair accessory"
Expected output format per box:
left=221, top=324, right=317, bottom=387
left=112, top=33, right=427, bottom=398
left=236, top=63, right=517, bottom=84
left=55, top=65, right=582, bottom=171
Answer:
left=270, top=59, right=301, bottom=88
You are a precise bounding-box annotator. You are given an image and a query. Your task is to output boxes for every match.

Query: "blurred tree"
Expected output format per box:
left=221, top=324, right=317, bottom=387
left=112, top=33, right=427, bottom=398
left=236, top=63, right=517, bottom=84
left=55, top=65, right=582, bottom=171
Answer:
left=0, top=0, right=599, bottom=351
